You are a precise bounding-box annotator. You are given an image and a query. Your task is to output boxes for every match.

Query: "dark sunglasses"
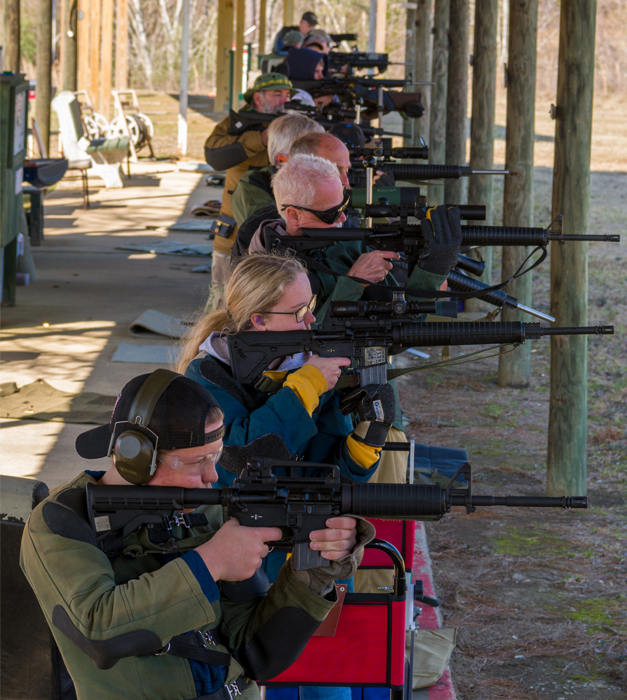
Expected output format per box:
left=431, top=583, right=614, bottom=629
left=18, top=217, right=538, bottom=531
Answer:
left=281, top=192, right=350, bottom=225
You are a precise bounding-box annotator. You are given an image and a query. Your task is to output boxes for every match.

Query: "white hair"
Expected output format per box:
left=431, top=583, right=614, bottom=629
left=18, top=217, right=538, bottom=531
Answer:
left=272, top=153, right=342, bottom=211
left=267, top=113, right=324, bottom=164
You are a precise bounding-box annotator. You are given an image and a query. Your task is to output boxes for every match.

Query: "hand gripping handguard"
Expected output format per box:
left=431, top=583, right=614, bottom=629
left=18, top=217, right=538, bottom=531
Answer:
left=340, top=383, right=396, bottom=447
left=418, top=205, right=463, bottom=275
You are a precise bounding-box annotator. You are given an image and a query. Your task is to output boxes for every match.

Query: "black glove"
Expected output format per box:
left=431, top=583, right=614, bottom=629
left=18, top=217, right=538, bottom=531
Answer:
left=418, top=205, right=463, bottom=275
left=340, top=383, right=396, bottom=448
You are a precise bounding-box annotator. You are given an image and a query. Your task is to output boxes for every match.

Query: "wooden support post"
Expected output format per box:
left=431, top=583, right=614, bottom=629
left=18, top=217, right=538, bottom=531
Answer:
left=404, top=4, right=416, bottom=148
left=368, top=0, right=387, bottom=53
left=35, top=0, right=53, bottom=153
left=547, top=0, right=597, bottom=497
left=101, top=0, right=113, bottom=119
left=62, top=0, right=78, bottom=91
left=258, top=0, right=267, bottom=56
left=429, top=0, right=449, bottom=205
left=234, top=0, right=246, bottom=107
left=444, top=0, right=469, bottom=205
left=215, top=0, right=234, bottom=113
left=115, top=0, right=129, bottom=90
left=60, top=0, right=67, bottom=79
left=283, top=0, right=294, bottom=26
left=77, top=0, right=90, bottom=92
left=178, top=0, right=190, bottom=156
left=375, top=0, right=387, bottom=53
left=412, top=0, right=432, bottom=148
left=466, top=0, right=498, bottom=303
left=498, top=0, right=538, bottom=388
left=89, top=0, right=101, bottom=107
left=2, top=0, right=20, bottom=73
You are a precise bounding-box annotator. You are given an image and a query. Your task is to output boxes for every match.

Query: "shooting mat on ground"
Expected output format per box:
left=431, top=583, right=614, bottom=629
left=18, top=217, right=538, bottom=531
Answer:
left=111, top=343, right=181, bottom=365
left=167, top=220, right=216, bottom=232
left=116, top=240, right=213, bottom=256
left=128, top=310, right=193, bottom=339
left=0, top=379, right=115, bottom=424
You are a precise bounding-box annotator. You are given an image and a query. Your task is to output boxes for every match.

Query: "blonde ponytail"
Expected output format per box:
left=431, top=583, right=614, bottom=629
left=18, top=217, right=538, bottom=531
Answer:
left=176, top=252, right=307, bottom=373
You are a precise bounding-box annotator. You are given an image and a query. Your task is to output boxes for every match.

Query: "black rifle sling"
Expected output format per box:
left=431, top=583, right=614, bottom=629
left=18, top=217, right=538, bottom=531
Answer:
left=197, top=353, right=262, bottom=412
left=275, top=238, right=548, bottom=301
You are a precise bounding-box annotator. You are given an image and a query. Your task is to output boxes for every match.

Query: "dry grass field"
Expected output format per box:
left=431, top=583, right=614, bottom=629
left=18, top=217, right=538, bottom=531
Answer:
left=396, top=90, right=626, bottom=699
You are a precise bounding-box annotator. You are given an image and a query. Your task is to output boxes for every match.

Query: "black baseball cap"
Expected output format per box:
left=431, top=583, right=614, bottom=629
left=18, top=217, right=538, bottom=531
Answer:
left=301, top=11, right=318, bottom=25
left=329, top=122, right=366, bottom=149
left=76, top=372, right=224, bottom=459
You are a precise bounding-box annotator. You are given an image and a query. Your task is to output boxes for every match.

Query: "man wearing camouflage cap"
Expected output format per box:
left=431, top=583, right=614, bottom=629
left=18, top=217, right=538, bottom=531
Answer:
left=204, top=73, right=295, bottom=312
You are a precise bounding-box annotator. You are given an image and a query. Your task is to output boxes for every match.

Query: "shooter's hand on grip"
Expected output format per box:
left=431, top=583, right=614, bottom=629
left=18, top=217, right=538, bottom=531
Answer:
left=418, top=205, right=463, bottom=274
left=291, top=516, right=376, bottom=595
left=347, top=250, right=401, bottom=284
left=305, top=356, right=352, bottom=390
left=197, top=519, right=283, bottom=582
left=340, top=383, right=396, bottom=447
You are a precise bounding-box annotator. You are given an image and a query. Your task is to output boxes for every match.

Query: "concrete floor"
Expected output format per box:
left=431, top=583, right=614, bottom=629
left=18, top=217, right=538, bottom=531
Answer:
left=0, top=157, right=446, bottom=700
left=1, top=162, right=224, bottom=489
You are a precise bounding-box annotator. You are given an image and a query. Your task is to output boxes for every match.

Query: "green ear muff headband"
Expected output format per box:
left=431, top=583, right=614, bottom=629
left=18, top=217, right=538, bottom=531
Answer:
left=128, top=369, right=181, bottom=428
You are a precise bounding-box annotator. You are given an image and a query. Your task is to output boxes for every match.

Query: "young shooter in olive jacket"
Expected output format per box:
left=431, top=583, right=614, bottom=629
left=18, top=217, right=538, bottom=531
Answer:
left=20, top=372, right=371, bottom=700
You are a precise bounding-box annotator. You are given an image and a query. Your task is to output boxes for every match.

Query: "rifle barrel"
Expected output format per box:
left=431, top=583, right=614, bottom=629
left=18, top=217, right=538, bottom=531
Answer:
left=547, top=233, right=620, bottom=242
left=450, top=495, right=588, bottom=508
left=346, top=483, right=587, bottom=517
left=447, top=270, right=555, bottom=322
left=392, top=321, right=613, bottom=347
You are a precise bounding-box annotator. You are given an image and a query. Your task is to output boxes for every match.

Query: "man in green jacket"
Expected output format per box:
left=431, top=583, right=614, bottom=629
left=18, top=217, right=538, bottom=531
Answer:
left=204, top=73, right=295, bottom=312
left=20, top=370, right=368, bottom=700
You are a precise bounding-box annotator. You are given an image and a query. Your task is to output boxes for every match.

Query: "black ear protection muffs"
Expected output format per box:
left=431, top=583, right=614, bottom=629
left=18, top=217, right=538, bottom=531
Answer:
left=108, top=369, right=180, bottom=485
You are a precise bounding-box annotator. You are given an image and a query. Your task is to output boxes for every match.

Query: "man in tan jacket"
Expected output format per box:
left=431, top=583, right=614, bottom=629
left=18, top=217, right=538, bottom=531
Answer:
left=204, top=73, right=295, bottom=311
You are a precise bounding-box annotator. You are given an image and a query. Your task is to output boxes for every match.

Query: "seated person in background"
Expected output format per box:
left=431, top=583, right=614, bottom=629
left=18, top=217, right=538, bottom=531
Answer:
left=231, top=113, right=324, bottom=227
left=302, top=29, right=333, bottom=55
left=21, top=370, right=369, bottom=700
left=304, top=124, right=396, bottom=188
left=285, top=47, right=334, bottom=107
left=204, top=73, right=294, bottom=312
left=273, top=11, right=318, bottom=54
left=263, top=30, right=304, bottom=74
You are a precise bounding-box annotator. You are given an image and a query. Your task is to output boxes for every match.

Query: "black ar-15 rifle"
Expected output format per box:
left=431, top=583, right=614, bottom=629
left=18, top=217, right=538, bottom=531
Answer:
left=227, top=315, right=613, bottom=389
left=264, top=221, right=620, bottom=262
left=86, top=459, right=587, bottom=570
left=227, top=107, right=408, bottom=140
left=349, top=144, right=430, bottom=161
left=348, top=162, right=509, bottom=188
left=227, top=109, right=277, bottom=135
left=328, top=51, right=393, bottom=73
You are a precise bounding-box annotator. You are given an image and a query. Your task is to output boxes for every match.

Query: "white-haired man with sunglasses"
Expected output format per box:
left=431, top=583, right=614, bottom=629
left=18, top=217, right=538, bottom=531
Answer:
left=247, top=154, right=461, bottom=316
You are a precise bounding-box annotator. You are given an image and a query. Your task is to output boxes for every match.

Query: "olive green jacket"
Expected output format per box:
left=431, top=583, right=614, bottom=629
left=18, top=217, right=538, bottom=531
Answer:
left=231, top=166, right=275, bottom=228
left=20, top=471, right=337, bottom=700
